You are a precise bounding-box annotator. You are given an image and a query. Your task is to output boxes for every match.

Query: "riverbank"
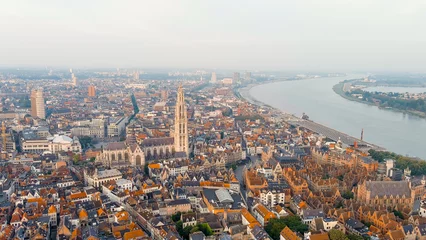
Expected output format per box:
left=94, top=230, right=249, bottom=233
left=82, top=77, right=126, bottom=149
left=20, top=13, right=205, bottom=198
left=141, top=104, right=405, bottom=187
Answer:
left=332, top=82, right=426, bottom=119
left=236, top=77, right=385, bottom=151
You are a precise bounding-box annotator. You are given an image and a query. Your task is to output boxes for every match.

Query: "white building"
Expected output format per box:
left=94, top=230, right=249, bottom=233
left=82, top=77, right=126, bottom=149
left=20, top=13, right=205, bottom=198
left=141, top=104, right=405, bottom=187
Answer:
left=21, top=130, right=81, bottom=154
left=107, top=117, right=128, bottom=137
left=116, top=179, right=133, bottom=191
left=84, top=169, right=122, bottom=188
left=71, top=119, right=106, bottom=138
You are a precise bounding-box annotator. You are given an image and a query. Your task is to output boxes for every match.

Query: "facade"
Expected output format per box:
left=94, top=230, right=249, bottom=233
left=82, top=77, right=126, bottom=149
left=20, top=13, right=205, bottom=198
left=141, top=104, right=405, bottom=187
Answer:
left=30, top=89, right=46, bottom=119
left=71, top=71, right=77, bottom=87
left=97, top=142, right=145, bottom=168
left=107, top=117, right=128, bottom=137
left=174, top=84, right=189, bottom=155
left=356, top=180, right=415, bottom=208
left=253, top=203, right=277, bottom=226
left=233, top=72, right=240, bottom=82
left=159, top=199, right=191, bottom=216
left=259, top=183, right=289, bottom=208
left=210, top=72, right=217, bottom=84
left=21, top=131, right=81, bottom=154
left=88, top=85, right=96, bottom=97
left=71, top=119, right=106, bottom=138
left=1, top=122, right=16, bottom=153
left=84, top=168, right=122, bottom=188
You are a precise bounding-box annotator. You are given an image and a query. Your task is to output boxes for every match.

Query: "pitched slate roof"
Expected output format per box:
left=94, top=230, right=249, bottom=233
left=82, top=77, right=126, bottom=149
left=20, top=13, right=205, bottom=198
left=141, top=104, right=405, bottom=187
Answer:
left=365, top=181, right=411, bottom=197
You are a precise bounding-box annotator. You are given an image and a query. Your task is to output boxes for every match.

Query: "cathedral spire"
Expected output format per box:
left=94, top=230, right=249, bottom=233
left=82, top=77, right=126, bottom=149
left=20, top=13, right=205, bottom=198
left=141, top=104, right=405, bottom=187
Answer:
left=1, top=121, right=6, bottom=151
left=174, top=84, right=188, bottom=155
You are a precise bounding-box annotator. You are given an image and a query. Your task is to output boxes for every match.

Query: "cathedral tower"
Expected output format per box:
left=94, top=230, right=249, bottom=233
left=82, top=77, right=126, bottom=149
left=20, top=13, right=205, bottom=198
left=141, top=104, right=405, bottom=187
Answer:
left=174, top=84, right=188, bottom=155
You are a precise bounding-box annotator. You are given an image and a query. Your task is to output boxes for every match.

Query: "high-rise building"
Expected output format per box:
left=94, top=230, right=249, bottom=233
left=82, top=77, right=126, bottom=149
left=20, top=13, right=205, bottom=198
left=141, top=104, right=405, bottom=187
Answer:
left=1, top=122, right=6, bottom=151
left=161, top=90, right=168, bottom=101
left=31, top=89, right=46, bottom=119
left=88, top=85, right=96, bottom=97
left=72, top=73, right=77, bottom=87
left=70, top=68, right=77, bottom=87
left=174, top=84, right=188, bottom=155
left=210, top=72, right=217, bottom=84
left=245, top=71, right=252, bottom=81
left=134, top=71, right=139, bottom=80
left=233, top=72, right=240, bottom=82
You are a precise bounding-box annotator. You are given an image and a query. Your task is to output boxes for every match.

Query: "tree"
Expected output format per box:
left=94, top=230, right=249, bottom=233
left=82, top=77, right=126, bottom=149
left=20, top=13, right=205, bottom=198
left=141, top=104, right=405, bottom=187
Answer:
left=171, top=212, right=182, bottom=222
left=182, top=226, right=192, bottom=239
left=265, top=218, right=286, bottom=240
left=197, top=223, right=213, bottom=236
left=73, top=154, right=80, bottom=164
left=282, top=215, right=308, bottom=234
left=368, top=149, right=426, bottom=176
left=190, top=226, right=200, bottom=234
left=144, top=164, right=149, bottom=175
left=329, top=229, right=348, bottom=240
left=393, top=210, right=404, bottom=219
left=79, top=136, right=93, bottom=149
left=342, top=191, right=354, bottom=199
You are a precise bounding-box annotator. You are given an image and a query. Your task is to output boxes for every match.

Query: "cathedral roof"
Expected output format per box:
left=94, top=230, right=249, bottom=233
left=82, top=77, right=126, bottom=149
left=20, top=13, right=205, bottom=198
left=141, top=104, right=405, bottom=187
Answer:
left=365, top=181, right=411, bottom=197
left=141, top=137, right=174, bottom=147
left=105, top=142, right=126, bottom=151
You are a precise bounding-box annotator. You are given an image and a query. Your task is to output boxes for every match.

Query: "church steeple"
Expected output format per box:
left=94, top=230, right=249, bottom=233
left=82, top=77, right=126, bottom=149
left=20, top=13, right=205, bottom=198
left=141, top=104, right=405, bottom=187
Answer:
left=174, top=84, right=188, bottom=155
left=1, top=121, right=6, bottom=151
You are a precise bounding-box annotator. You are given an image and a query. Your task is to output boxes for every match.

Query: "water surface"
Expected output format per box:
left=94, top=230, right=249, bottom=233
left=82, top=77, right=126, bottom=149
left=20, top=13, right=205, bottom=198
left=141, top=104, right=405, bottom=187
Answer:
left=250, top=75, right=426, bottom=159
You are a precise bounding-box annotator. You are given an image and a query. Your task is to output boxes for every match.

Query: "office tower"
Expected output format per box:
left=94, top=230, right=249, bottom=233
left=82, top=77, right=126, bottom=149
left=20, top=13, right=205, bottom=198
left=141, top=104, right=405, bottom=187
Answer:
left=210, top=72, right=217, bottom=84
left=245, top=71, right=252, bottom=81
left=72, top=73, right=77, bottom=87
left=88, top=85, right=96, bottom=97
left=1, top=122, right=6, bottom=151
left=70, top=68, right=77, bottom=87
left=31, top=89, right=46, bottom=119
left=233, top=72, right=240, bottom=82
left=174, top=84, right=188, bottom=155
left=134, top=71, right=139, bottom=80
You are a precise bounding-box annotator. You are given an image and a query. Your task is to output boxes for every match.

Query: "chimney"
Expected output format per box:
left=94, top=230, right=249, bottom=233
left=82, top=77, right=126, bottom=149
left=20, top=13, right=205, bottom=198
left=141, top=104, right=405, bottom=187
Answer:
left=354, top=141, right=358, bottom=148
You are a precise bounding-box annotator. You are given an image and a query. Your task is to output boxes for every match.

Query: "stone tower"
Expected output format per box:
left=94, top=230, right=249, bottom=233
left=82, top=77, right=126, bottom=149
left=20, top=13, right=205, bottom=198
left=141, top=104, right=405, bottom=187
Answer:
left=174, top=84, right=188, bottom=155
left=1, top=122, right=6, bottom=150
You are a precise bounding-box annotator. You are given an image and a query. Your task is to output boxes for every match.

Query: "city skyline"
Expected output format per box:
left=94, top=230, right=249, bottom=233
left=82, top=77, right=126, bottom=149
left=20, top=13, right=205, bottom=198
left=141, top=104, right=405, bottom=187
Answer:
left=1, top=1, right=426, bottom=72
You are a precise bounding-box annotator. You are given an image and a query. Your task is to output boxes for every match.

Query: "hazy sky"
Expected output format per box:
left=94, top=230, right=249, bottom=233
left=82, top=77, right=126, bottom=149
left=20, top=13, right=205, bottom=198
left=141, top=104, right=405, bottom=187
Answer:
left=1, top=0, right=426, bottom=72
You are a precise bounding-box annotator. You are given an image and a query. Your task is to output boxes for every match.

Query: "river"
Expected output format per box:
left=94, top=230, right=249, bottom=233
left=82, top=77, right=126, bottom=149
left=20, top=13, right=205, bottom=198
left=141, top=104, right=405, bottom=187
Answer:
left=249, top=75, right=426, bottom=159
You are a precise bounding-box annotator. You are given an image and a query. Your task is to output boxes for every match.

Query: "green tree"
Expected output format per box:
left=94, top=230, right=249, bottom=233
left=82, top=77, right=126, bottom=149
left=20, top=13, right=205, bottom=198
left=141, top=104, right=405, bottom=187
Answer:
left=265, top=218, right=287, bottom=240
left=190, top=226, right=200, bottom=234
left=329, top=229, right=348, bottom=240
left=342, top=191, right=354, bottom=199
left=182, top=226, right=192, bottom=239
left=393, top=210, right=404, bottom=219
left=171, top=212, right=182, bottom=222
left=79, top=136, right=93, bottom=149
left=368, top=149, right=426, bottom=176
left=282, top=215, right=308, bottom=234
left=197, top=223, right=213, bottom=236
left=73, top=154, right=80, bottom=164
left=144, top=164, right=149, bottom=175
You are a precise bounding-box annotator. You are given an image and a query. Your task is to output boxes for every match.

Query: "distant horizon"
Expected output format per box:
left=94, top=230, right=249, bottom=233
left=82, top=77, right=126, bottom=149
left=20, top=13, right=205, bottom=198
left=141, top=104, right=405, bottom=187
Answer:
left=2, top=1, right=426, bottom=72
left=0, top=66, right=424, bottom=76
